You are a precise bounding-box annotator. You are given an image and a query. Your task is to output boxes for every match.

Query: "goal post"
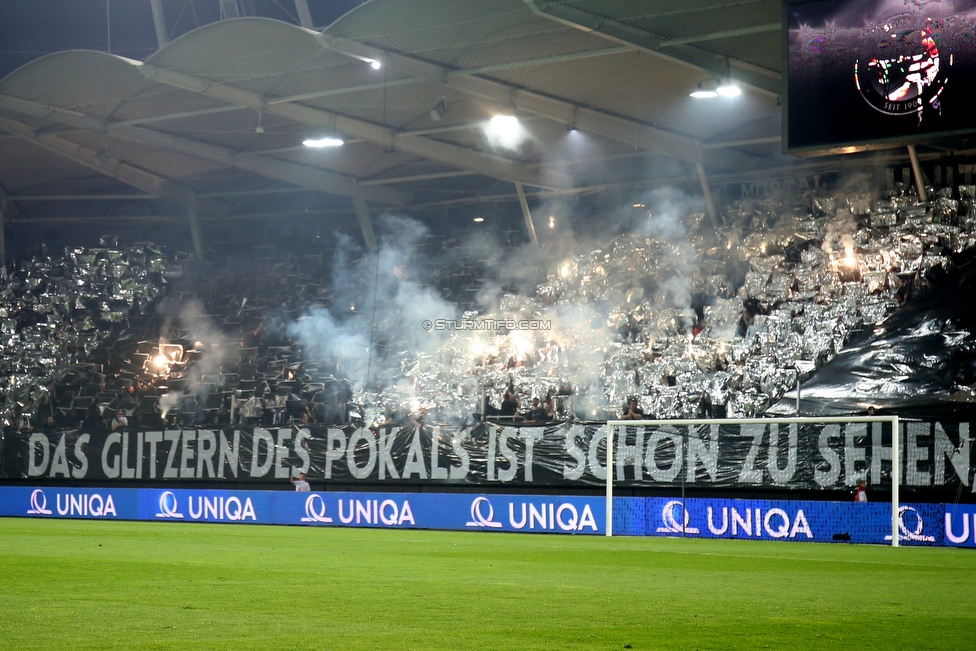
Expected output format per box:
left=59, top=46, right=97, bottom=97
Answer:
left=605, top=416, right=900, bottom=545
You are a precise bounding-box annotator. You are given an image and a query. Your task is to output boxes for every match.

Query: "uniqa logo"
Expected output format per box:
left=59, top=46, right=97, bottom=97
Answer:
left=44, top=492, right=117, bottom=517
left=336, top=499, right=414, bottom=526
left=706, top=506, right=812, bottom=539
left=27, top=489, right=52, bottom=515
left=156, top=491, right=184, bottom=519
left=301, top=494, right=333, bottom=523
left=508, top=501, right=598, bottom=531
left=187, top=495, right=257, bottom=521
left=885, top=506, right=936, bottom=543
left=466, top=496, right=503, bottom=528
left=656, top=500, right=700, bottom=534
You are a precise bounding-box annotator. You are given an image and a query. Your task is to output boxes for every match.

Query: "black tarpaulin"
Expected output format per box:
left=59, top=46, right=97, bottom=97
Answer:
left=774, top=249, right=976, bottom=419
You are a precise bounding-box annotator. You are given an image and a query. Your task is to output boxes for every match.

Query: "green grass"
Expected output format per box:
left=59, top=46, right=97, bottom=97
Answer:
left=0, top=518, right=973, bottom=650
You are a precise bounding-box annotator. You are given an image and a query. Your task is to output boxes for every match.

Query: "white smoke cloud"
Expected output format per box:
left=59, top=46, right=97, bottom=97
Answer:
left=287, top=214, right=457, bottom=392
left=154, top=297, right=233, bottom=417
left=480, top=116, right=533, bottom=153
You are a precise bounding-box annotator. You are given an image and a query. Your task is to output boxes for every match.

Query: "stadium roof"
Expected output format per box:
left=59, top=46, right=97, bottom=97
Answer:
left=0, top=0, right=957, bottom=254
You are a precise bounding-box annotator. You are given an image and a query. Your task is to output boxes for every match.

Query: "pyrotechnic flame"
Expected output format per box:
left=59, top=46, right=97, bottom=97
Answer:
left=510, top=330, right=534, bottom=360
left=470, top=340, right=485, bottom=358
left=842, top=246, right=857, bottom=268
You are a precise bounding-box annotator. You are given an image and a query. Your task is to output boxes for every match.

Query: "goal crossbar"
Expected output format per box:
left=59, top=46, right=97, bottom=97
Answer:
left=605, top=416, right=900, bottom=545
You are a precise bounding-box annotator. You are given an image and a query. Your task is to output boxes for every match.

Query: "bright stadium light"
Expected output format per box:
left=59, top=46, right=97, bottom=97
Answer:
left=484, top=114, right=527, bottom=150
left=690, top=80, right=719, bottom=98
left=716, top=82, right=742, bottom=97
left=303, top=137, right=344, bottom=148
left=490, top=114, right=519, bottom=129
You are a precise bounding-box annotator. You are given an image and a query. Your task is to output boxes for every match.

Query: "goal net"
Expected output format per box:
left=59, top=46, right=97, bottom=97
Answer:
left=605, top=416, right=901, bottom=545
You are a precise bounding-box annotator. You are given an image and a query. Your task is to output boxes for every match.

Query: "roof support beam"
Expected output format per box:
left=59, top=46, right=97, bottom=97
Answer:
left=0, top=183, right=8, bottom=270
left=352, top=184, right=376, bottom=249
left=75, top=48, right=632, bottom=119
left=11, top=193, right=157, bottom=201
left=696, top=162, right=718, bottom=230
left=187, top=201, right=204, bottom=260
left=265, top=47, right=633, bottom=104
left=522, top=0, right=781, bottom=98
left=138, top=63, right=561, bottom=190
left=0, top=113, right=198, bottom=208
left=293, top=0, right=314, bottom=29
left=359, top=170, right=476, bottom=186
left=115, top=124, right=411, bottom=205
left=0, top=94, right=411, bottom=206
left=446, top=45, right=633, bottom=76
left=150, top=0, right=169, bottom=49
left=315, top=34, right=755, bottom=169
left=515, top=182, right=538, bottom=246
left=659, top=23, right=781, bottom=47
left=0, top=112, right=218, bottom=258
left=703, top=135, right=781, bottom=149
left=4, top=206, right=366, bottom=225
left=318, top=34, right=701, bottom=164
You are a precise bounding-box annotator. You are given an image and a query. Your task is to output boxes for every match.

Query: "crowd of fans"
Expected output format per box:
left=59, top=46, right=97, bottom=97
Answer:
left=1, top=241, right=357, bottom=434
left=2, top=231, right=536, bottom=435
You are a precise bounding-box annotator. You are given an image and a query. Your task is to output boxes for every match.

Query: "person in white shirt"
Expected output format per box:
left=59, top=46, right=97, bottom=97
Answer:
left=111, top=409, right=128, bottom=431
left=290, top=472, right=310, bottom=492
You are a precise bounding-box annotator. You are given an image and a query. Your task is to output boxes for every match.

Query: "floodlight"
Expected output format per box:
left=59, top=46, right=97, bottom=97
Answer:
left=690, top=80, right=719, bottom=98
left=302, top=137, right=344, bottom=148
left=491, top=114, right=519, bottom=127
left=716, top=82, right=741, bottom=97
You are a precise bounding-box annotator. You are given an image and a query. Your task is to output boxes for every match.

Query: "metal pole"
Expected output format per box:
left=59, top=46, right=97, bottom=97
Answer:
left=892, top=416, right=900, bottom=547
left=795, top=368, right=801, bottom=416
left=907, top=145, right=928, bottom=202
left=696, top=162, right=719, bottom=230
left=659, top=23, right=782, bottom=46
left=681, top=466, right=686, bottom=537
left=293, top=0, right=314, bottom=28
left=515, top=182, right=539, bottom=245
left=149, top=0, right=169, bottom=49
left=0, top=183, right=7, bottom=271
left=605, top=423, right=614, bottom=536
left=0, top=192, right=6, bottom=271
left=187, top=201, right=204, bottom=260
left=352, top=185, right=377, bottom=249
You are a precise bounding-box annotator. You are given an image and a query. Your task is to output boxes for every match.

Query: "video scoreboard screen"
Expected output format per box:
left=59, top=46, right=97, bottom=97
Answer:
left=785, top=0, right=976, bottom=154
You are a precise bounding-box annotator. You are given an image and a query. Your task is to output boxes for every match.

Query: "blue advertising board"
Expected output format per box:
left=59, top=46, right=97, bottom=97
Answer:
left=945, top=505, right=976, bottom=548
left=0, top=486, right=604, bottom=535
left=0, top=486, right=969, bottom=546
left=614, top=497, right=945, bottom=546
left=6, top=486, right=141, bottom=520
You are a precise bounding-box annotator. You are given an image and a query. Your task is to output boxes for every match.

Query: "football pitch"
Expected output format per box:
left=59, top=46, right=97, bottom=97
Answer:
left=1, top=518, right=973, bottom=650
